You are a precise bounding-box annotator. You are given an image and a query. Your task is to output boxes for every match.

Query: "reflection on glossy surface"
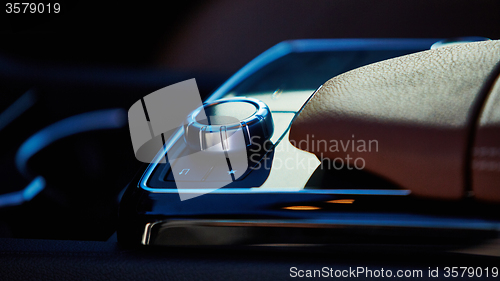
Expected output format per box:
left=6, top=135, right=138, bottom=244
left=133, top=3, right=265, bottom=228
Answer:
left=326, top=199, right=355, bottom=204
left=227, top=90, right=315, bottom=112
left=282, top=205, right=321, bottom=211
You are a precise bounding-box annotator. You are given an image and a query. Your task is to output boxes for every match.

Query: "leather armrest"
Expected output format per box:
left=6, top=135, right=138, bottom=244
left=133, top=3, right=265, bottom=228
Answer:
left=290, top=40, right=500, bottom=201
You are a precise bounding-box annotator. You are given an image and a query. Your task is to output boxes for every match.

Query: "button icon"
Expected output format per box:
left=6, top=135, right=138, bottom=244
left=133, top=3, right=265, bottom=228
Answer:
left=179, top=169, right=190, bottom=175
left=166, top=154, right=213, bottom=182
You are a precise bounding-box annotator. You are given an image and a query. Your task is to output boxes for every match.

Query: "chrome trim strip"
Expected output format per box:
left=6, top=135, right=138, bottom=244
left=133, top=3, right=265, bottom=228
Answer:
left=144, top=216, right=500, bottom=246
left=139, top=187, right=410, bottom=195
left=156, top=216, right=500, bottom=232
left=141, top=221, right=162, bottom=245
left=289, top=38, right=439, bottom=52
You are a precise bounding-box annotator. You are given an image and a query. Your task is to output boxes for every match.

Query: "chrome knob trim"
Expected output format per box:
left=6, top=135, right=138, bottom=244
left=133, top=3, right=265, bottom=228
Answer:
left=184, top=97, right=274, bottom=153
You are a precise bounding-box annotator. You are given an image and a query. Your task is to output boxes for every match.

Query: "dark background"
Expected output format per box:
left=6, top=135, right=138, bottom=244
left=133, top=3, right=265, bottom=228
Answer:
left=2, top=0, right=500, bottom=73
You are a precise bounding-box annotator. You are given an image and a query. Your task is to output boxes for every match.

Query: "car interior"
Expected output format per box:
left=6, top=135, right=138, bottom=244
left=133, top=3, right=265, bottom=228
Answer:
left=1, top=1, right=500, bottom=280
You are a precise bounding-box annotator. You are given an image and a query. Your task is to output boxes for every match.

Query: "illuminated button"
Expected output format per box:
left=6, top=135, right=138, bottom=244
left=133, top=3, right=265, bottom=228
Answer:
left=204, top=165, right=233, bottom=182
left=166, top=154, right=213, bottom=182
left=204, top=161, right=247, bottom=182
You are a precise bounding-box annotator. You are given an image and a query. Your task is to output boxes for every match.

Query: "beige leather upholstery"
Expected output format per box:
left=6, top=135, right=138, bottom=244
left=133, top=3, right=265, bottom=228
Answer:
left=473, top=72, right=500, bottom=202
left=289, top=40, right=500, bottom=201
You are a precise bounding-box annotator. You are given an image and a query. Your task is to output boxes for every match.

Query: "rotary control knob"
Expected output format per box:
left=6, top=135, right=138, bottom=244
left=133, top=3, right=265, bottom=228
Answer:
left=183, top=97, right=274, bottom=154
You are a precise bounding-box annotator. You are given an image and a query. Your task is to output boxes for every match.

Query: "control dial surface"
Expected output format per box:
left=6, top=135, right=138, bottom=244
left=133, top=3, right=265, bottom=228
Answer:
left=184, top=97, right=274, bottom=154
